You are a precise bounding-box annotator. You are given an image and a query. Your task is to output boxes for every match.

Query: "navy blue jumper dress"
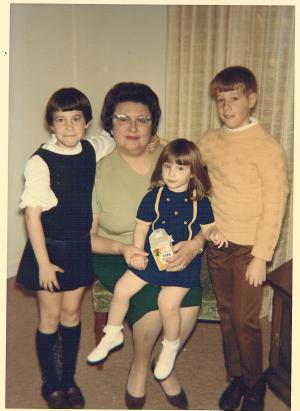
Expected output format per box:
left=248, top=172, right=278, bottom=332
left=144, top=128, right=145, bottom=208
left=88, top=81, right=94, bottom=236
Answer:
left=16, top=140, right=96, bottom=292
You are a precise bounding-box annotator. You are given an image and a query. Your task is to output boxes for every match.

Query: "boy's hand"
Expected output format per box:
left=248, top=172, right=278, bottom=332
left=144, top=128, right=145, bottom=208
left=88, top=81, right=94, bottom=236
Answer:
left=130, top=254, right=148, bottom=270
left=245, top=257, right=266, bottom=287
left=39, top=262, right=64, bottom=292
left=209, top=228, right=228, bottom=248
left=147, top=135, right=161, bottom=152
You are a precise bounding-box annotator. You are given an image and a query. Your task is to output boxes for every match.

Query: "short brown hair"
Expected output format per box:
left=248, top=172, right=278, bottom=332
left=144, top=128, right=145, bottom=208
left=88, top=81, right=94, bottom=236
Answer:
left=45, top=87, right=92, bottom=126
left=100, top=82, right=161, bottom=137
left=210, top=66, right=257, bottom=98
left=150, top=138, right=211, bottom=200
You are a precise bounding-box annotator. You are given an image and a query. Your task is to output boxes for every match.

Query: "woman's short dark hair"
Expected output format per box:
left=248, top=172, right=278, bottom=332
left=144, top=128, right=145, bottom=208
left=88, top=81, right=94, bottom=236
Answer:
left=45, top=87, right=92, bottom=126
left=101, top=82, right=161, bottom=136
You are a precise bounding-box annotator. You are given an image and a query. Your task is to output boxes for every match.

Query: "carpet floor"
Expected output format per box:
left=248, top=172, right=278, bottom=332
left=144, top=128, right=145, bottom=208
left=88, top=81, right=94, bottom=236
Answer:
left=6, top=277, right=290, bottom=410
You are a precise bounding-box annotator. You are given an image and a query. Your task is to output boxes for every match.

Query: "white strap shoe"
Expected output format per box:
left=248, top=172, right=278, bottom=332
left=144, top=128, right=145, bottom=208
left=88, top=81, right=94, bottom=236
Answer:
left=87, top=326, right=124, bottom=365
left=154, top=338, right=180, bottom=380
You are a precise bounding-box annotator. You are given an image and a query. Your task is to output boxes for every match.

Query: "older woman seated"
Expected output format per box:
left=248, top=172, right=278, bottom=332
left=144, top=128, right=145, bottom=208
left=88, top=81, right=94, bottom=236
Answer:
left=90, top=82, right=205, bottom=409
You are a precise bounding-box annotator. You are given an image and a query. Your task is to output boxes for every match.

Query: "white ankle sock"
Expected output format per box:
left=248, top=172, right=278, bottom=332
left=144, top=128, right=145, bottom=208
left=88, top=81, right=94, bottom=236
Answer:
left=154, top=338, right=180, bottom=380
left=162, top=338, right=180, bottom=349
left=104, top=324, right=123, bottom=335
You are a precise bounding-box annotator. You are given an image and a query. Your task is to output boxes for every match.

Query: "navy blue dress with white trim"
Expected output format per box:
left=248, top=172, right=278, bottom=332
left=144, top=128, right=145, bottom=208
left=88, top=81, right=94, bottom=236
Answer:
left=130, top=186, right=214, bottom=287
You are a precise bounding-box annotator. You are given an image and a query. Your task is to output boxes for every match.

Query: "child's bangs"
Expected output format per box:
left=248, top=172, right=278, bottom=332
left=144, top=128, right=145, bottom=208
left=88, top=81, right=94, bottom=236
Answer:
left=162, top=151, right=190, bottom=166
left=57, top=101, right=82, bottom=113
left=211, top=82, right=245, bottom=97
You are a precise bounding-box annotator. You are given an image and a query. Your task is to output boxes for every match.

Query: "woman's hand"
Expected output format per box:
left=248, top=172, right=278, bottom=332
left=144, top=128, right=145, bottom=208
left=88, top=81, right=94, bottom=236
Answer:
left=39, top=261, right=64, bottom=292
left=166, top=239, right=201, bottom=271
left=120, top=244, right=149, bottom=267
left=245, top=256, right=266, bottom=287
left=130, top=253, right=148, bottom=270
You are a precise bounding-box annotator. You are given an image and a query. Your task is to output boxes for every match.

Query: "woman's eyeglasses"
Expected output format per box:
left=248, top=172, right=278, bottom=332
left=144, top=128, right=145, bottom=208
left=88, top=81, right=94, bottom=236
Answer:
left=112, top=114, right=152, bottom=127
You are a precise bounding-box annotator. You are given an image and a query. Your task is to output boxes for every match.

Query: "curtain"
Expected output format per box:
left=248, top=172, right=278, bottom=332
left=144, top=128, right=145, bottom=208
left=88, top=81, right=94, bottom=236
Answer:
left=165, top=5, right=294, bottom=317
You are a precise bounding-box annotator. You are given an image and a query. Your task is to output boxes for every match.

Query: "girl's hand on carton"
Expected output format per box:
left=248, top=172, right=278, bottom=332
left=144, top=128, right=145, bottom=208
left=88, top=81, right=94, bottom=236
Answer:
left=130, top=254, right=148, bottom=270
left=39, top=261, right=64, bottom=292
left=209, top=228, right=228, bottom=248
left=245, top=257, right=266, bottom=287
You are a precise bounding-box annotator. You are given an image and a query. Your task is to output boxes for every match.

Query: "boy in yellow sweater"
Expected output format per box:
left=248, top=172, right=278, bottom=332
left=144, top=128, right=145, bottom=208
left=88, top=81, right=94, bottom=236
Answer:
left=197, top=66, right=289, bottom=411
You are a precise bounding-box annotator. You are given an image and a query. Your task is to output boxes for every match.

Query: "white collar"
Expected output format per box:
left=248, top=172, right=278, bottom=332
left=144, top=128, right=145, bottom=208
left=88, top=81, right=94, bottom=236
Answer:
left=41, top=134, right=83, bottom=155
left=223, top=117, right=258, bottom=133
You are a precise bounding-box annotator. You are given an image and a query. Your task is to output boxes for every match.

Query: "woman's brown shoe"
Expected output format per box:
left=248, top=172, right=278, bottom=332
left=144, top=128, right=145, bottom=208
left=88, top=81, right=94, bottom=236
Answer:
left=125, top=390, right=146, bottom=409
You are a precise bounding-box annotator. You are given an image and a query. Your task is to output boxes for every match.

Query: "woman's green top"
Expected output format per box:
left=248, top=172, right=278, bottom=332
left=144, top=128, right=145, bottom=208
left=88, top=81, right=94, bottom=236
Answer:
left=92, top=146, right=163, bottom=244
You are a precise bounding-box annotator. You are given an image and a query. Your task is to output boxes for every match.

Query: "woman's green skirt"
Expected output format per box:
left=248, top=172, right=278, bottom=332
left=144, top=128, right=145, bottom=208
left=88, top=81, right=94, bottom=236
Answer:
left=92, top=254, right=202, bottom=326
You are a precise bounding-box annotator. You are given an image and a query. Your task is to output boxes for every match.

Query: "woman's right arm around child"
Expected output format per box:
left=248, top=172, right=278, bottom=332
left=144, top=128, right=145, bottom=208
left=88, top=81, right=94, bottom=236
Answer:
left=90, top=213, right=148, bottom=265
left=201, top=222, right=228, bottom=248
left=25, top=206, right=64, bottom=292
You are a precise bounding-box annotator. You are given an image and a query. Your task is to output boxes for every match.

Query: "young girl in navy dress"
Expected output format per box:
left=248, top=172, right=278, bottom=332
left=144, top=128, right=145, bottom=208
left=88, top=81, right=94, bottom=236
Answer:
left=16, top=88, right=115, bottom=409
left=87, top=138, right=228, bottom=380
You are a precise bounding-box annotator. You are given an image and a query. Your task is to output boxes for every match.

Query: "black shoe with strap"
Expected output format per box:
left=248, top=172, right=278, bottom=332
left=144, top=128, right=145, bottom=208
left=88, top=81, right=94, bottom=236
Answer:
left=219, top=376, right=244, bottom=410
left=42, top=386, right=69, bottom=409
left=241, top=377, right=266, bottom=411
left=66, top=385, right=85, bottom=409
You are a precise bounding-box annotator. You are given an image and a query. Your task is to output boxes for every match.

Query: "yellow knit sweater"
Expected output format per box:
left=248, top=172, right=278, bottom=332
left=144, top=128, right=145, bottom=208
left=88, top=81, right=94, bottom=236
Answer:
left=197, top=123, right=289, bottom=261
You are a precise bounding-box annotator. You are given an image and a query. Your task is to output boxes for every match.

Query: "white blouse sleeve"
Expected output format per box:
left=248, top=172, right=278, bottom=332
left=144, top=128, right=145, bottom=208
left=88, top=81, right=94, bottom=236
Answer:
left=87, top=130, right=116, bottom=162
left=19, top=155, right=58, bottom=211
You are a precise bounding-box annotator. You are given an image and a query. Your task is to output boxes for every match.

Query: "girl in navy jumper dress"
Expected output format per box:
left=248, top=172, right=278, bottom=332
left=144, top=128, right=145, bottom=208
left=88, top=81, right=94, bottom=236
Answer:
left=16, top=88, right=115, bottom=409
left=87, top=138, right=228, bottom=380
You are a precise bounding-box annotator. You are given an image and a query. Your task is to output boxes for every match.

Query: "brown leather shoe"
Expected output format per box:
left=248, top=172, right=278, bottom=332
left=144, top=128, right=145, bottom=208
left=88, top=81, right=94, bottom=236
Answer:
left=66, top=385, right=85, bottom=409
left=43, top=389, right=69, bottom=409
left=219, top=376, right=244, bottom=410
left=125, top=390, right=146, bottom=409
left=241, top=377, right=266, bottom=411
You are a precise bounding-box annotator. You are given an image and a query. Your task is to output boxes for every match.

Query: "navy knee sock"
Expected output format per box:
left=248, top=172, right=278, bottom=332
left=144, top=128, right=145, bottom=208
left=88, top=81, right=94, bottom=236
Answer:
left=36, top=329, right=60, bottom=396
left=59, top=322, right=81, bottom=390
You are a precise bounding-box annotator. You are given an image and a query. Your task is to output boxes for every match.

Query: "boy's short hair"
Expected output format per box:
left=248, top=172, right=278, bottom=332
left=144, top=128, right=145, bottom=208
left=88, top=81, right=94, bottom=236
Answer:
left=210, top=66, right=257, bottom=97
left=100, top=82, right=161, bottom=137
left=45, top=87, right=92, bottom=126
